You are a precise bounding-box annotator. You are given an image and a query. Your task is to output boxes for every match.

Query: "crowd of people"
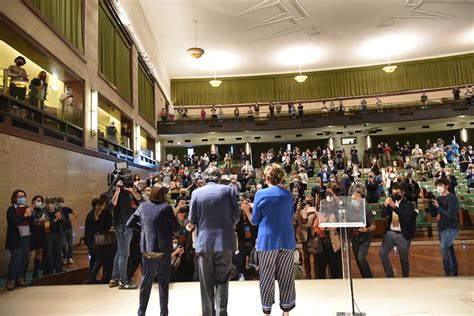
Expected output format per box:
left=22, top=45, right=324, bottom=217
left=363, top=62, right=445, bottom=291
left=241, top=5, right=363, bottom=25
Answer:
left=162, top=86, right=473, bottom=123
left=5, top=135, right=471, bottom=314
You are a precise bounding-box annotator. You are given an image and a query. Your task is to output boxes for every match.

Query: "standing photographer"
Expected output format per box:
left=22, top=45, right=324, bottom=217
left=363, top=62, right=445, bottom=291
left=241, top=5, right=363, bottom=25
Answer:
left=110, top=179, right=141, bottom=289
left=379, top=184, right=417, bottom=277
left=429, top=178, right=459, bottom=276
left=294, top=196, right=318, bottom=279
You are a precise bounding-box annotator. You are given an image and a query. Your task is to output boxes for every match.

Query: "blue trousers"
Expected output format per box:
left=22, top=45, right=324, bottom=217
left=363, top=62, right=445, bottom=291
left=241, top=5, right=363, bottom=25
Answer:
left=7, top=236, right=30, bottom=281
left=439, top=228, right=458, bottom=276
left=138, top=254, right=171, bottom=316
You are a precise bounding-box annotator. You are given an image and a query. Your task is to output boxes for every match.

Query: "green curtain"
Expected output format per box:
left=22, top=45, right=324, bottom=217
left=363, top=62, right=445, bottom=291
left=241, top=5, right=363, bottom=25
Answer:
left=138, top=63, right=155, bottom=125
left=171, top=53, right=474, bottom=105
left=30, top=0, right=84, bottom=52
left=98, top=3, right=131, bottom=102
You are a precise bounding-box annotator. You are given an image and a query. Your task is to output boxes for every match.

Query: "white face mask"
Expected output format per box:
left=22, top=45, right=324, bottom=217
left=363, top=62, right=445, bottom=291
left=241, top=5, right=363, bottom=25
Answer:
left=173, top=242, right=178, bottom=250
left=35, top=202, right=43, bottom=208
left=436, top=186, right=445, bottom=194
left=326, top=196, right=334, bottom=202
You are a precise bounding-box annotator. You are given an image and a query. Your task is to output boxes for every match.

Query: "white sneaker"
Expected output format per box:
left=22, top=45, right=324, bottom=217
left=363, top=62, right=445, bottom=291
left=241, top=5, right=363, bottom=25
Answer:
left=68, top=258, right=74, bottom=264
left=63, top=259, right=68, bottom=265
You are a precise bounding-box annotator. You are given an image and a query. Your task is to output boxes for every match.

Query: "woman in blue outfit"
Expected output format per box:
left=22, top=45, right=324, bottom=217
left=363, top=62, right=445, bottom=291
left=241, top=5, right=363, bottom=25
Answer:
left=242, top=163, right=296, bottom=315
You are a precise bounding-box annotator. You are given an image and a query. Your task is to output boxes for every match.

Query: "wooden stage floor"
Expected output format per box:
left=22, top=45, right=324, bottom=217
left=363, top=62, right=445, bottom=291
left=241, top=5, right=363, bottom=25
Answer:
left=0, top=277, right=472, bottom=315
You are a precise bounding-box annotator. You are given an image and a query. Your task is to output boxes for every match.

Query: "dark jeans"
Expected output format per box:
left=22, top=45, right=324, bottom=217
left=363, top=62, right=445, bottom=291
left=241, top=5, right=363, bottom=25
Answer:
left=138, top=254, right=172, bottom=316
left=86, top=242, right=102, bottom=280
left=302, top=242, right=317, bottom=279
left=95, top=243, right=117, bottom=283
left=316, top=238, right=342, bottom=279
left=44, top=233, right=63, bottom=275
left=379, top=231, right=411, bottom=277
left=9, top=84, right=26, bottom=100
left=439, top=228, right=458, bottom=276
left=351, top=234, right=373, bottom=278
left=197, top=251, right=233, bottom=316
left=62, top=227, right=74, bottom=259
left=112, top=224, right=133, bottom=283
left=7, top=236, right=30, bottom=281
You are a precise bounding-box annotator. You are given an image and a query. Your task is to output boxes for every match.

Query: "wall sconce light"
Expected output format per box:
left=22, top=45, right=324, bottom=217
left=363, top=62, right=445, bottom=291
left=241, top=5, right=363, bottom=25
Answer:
left=156, top=141, right=161, bottom=162
left=328, top=137, right=334, bottom=151
left=366, top=135, right=372, bottom=149
left=135, top=124, right=141, bottom=155
left=461, top=128, right=468, bottom=143
left=90, top=90, right=98, bottom=137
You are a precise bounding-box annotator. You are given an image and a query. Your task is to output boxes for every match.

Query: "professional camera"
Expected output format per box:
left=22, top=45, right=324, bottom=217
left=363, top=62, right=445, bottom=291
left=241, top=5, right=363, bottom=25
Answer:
left=107, top=162, right=134, bottom=194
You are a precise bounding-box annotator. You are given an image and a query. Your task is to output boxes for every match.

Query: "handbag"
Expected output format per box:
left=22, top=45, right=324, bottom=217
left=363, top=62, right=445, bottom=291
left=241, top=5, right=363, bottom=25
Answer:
left=94, top=230, right=116, bottom=246
left=307, top=234, right=319, bottom=255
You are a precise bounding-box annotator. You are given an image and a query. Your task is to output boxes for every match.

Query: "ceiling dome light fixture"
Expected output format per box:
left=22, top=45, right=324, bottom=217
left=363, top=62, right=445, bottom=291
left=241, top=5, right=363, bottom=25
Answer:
left=294, top=64, right=308, bottom=83
left=187, top=20, right=204, bottom=58
left=209, top=70, right=222, bottom=88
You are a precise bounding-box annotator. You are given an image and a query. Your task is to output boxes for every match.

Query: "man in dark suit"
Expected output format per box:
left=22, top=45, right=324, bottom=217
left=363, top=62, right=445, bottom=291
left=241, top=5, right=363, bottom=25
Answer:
left=188, top=166, right=240, bottom=316
left=379, top=183, right=417, bottom=277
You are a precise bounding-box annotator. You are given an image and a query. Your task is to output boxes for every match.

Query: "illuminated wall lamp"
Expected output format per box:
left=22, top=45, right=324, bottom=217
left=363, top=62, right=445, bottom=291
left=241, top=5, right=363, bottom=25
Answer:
left=461, top=128, right=468, bottom=143
left=90, top=90, right=98, bottom=137
left=156, top=141, right=161, bottom=162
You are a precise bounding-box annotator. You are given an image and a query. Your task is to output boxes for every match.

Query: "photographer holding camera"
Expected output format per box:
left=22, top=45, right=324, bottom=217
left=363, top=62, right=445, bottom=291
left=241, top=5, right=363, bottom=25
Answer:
left=379, top=184, right=417, bottom=278
left=294, top=196, right=318, bottom=279
left=429, top=178, right=459, bottom=276
left=110, top=178, right=141, bottom=290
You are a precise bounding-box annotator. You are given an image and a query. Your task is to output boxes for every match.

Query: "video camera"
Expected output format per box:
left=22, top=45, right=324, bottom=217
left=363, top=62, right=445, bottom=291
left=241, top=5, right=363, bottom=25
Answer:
left=107, top=161, right=134, bottom=194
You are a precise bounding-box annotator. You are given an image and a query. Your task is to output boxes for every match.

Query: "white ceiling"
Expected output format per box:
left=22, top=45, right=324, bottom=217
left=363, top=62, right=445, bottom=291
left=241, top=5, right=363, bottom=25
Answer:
left=131, top=0, right=474, bottom=79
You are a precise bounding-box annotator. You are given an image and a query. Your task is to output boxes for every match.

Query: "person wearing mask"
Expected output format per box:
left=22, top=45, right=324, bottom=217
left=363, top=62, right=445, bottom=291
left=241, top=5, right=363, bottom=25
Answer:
left=43, top=197, right=64, bottom=276
left=383, top=143, right=392, bottom=167
left=429, top=178, right=459, bottom=276
left=365, top=173, right=381, bottom=204
left=127, top=184, right=180, bottom=316
left=107, top=121, right=118, bottom=143
left=28, top=71, right=48, bottom=109
left=289, top=175, right=305, bottom=200
left=84, top=198, right=102, bottom=283
left=5, top=190, right=33, bottom=290
left=57, top=196, right=77, bottom=265
left=294, top=197, right=318, bottom=279
left=29, top=195, right=48, bottom=279
left=188, top=166, right=240, bottom=316
left=245, top=164, right=296, bottom=315
left=370, top=158, right=381, bottom=176
left=350, top=192, right=376, bottom=278
left=228, top=176, right=242, bottom=196
left=236, top=199, right=258, bottom=278
left=404, top=173, right=421, bottom=210
left=93, top=193, right=117, bottom=284
left=6, top=56, right=29, bottom=100
left=317, top=165, right=332, bottom=185
left=466, top=164, right=474, bottom=190
left=379, top=184, right=417, bottom=277
left=110, top=178, right=142, bottom=290
left=233, top=107, right=240, bottom=121
left=314, top=188, right=342, bottom=279
left=458, top=147, right=471, bottom=173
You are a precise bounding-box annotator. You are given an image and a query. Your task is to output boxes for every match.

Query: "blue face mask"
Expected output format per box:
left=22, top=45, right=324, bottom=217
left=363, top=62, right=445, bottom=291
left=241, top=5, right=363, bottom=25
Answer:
left=351, top=199, right=361, bottom=208
left=17, top=197, right=26, bottom=205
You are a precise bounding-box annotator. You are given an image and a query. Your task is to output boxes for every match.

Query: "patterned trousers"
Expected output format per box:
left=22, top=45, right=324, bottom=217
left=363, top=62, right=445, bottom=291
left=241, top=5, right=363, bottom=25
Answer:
left=258, top=249, right=296, bottom=314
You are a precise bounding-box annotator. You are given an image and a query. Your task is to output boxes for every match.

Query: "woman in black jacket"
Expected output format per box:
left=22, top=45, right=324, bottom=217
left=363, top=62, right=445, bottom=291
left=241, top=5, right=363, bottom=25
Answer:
left=127, top=184, right=180, bottom=316
left=30, top=195, right=48, bottom=279
left=5, top=189, right=33, bottom=290
left=93, top=193, right=117, bottom=284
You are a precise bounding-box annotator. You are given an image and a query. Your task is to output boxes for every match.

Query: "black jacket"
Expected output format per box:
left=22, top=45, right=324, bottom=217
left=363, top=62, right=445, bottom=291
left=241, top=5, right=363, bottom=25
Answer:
left=5, top=205, right=33, bottom=250
left=381, top=198, right=417, bottom=240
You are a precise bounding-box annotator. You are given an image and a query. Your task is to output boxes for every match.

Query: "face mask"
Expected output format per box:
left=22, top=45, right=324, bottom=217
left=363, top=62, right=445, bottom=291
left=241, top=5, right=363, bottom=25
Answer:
left=17, top=197, right=26, bottom=205
left=173, top=243, right=178, bottom=250
left=58, top=203, right=65, bottom=208
left=326, top=196, right=334, bottom=202
left=436, top=186, right=445, bottom=194
left=351, top=199, right=361, bottom=207
left=35, top=202, right=43, bottom=208
left=461, top=151, right=466, bottom=155
left=392, top=194, right=402, bottom=201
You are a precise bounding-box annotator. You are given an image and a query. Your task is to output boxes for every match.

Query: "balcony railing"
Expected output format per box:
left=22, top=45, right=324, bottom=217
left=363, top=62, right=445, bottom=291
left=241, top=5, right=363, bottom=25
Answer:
left=98, top=136, right=134, bottom=162
left=0, top=92, right=83, bottom=147
left=159, top=97, right=471, bottom=126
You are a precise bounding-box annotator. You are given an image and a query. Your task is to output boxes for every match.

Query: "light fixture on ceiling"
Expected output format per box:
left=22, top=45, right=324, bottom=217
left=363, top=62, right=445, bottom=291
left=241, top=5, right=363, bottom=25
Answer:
left=382, top=56, right=397, bottom=73
left=187, top=20, right=204, bottom=59
left=209, top=70, right=222, bottom=88
left=294, top=64, right=307, bottom=83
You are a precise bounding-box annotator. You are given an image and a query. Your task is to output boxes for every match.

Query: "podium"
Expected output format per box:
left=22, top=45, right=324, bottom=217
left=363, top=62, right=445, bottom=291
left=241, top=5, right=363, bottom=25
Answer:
left=319, top=196, right=367, bottom=316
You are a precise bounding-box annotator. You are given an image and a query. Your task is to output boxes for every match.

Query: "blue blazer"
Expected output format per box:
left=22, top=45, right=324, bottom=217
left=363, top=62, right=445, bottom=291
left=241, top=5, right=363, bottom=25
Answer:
left=188, top=182, right=240, bottom=253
